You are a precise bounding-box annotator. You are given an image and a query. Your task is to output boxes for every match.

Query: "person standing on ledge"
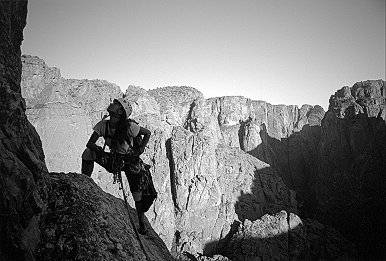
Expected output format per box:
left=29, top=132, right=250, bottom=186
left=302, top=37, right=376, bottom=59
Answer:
left=81, top=97, right=151, bottom=234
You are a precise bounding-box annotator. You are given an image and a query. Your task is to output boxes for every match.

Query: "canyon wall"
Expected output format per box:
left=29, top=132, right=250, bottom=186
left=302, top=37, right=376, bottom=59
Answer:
left=0, top=2, right=47, bottom=260
left=2, top=0, right=366, bottom=259
left=20, top=55, right=362, bottom=260
left=315, top=80, right=386, bottom=258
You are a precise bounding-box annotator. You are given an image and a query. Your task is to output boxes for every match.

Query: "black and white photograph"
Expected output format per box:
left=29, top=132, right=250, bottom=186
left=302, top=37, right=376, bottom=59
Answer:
left=0, top=0, right=385, bottom=260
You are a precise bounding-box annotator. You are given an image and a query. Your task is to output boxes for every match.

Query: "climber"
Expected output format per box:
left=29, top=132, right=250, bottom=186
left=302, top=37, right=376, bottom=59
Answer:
left=81, top=97, right=151, bottom=234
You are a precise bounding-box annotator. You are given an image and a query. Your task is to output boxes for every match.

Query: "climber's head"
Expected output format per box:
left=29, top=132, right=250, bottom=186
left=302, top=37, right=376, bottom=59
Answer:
left=114, top=97, right=132, bottom=119
left=107, top=98, right=132, bottom=121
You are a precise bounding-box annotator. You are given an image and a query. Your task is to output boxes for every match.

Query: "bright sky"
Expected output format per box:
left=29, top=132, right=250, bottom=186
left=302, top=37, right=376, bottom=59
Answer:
left=22, top=0, right=385, bottom=110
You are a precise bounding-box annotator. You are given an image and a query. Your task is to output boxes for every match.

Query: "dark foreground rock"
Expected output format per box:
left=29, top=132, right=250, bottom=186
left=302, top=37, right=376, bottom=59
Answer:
left=39, top=172, right=174, bottom=261
left=0, top=1, right=48, bottom=260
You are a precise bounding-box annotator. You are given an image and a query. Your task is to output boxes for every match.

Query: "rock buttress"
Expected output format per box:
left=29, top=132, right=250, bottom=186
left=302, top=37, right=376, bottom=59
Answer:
left=316, top=80, right=386, bottom=259
left=0, top=1, right=48, bottom=260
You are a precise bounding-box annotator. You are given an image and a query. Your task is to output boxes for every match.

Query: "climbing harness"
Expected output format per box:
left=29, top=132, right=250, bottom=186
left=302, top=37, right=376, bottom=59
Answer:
left=111, top=152, right=151, bottom=261
left=99, top=115, right=152, bottom=260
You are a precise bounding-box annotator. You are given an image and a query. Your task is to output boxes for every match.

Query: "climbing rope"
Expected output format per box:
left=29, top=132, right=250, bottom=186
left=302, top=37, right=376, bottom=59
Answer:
left=112, top=153, right=151, bottom=261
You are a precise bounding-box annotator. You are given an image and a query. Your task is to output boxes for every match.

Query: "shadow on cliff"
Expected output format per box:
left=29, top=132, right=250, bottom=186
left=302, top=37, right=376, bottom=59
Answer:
left=201, top=167, right=357, bottom=260
left=203, top=225, right=293, bottom=260
left=242, top=122, right=321, bottom=218
left=202, top=224, right=326, bottom=261
left=202, top=217, right=356, bottom=261
left=234, top=167, right=297, bottom=223
left=312, top=114, right=386, bottom=259
left=238, top=115, right=386, bottom=259
left=202, top=166, right=298, bottom=258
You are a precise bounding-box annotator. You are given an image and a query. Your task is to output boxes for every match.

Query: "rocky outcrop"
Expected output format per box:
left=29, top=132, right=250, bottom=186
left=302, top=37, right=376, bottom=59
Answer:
left=170, top=127, right=297, bottom=255
left=39, top=173, right=173, bottom=261
left=21, top=55, right=123, bottom=172
left=315, top=80, right=386, bottom=259
left=177, top=211, right=357, bottom=261
left=221, top=211, right=357, bottom=261
left=148, top=86, right=204, bottom=129
left=146, top=90, right=325, bottom=208
left=0, top=2, right=48, bottom=260
left=186, top=97, right=324, bottom=210
left=21, top=55, right=123, bottom=126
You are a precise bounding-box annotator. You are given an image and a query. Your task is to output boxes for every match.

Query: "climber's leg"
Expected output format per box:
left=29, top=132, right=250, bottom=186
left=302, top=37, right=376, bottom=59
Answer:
left=81, top=159, right=94, bottom=177
left=81, top=148, right=96, bottom=177
left=133, top=191, right=147, bottom=234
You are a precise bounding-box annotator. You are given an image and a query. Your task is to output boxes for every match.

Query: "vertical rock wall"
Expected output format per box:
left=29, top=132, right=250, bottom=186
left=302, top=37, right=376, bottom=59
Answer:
left=316, top=80, right=386, bottom=259
left=170, top=127, right=297, bottom=255
left=188, top=96, right=325, bottom=209
left=0, top=1, right=48, bottom=260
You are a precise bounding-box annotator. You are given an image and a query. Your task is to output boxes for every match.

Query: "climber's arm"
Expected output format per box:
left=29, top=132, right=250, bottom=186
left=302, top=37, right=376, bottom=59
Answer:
left=86, top=131, right=104, bottom=152
left=138, top=127, right=151, bottom=154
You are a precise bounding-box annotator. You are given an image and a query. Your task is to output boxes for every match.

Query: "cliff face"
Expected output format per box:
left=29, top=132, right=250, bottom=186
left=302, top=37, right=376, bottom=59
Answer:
left=19, top=54, right=361, bottom=260
left=21, top=55, right=123, bottom=173
left=186, top=96, right=324, bottom=210
left=0, top=2, right=47, bottom=260
left=170, top=127, right=297, bottom=255
left=315, top=80, right=386, bottom=258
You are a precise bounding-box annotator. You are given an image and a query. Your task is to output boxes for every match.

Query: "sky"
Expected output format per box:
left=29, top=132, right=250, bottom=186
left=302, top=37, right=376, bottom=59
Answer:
left=22, top=0, right=385, bottom=110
